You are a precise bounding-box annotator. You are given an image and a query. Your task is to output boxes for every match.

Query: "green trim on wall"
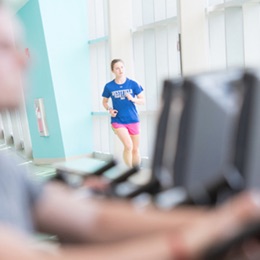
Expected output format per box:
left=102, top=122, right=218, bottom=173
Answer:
left=18, top=0, right=65, bottom=159
left=38, top=0, right=93, bottom=158
left=88, top=36, right=109, bottom=45
left=18, top=0, right=93, bottom=161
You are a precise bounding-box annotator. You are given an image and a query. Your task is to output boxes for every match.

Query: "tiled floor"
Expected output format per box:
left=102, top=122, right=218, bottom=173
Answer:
left=0, top=139, right=56, bottom=180
left=0, top=139, right=151, bottom=185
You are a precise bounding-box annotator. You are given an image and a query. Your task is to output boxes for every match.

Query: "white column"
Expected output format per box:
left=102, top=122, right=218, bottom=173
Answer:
left=19, top=96, right=33, bottom=158
left=243, top=3, right=260, bottom=68
left=108, top=0, right=134, bottom=163
left=208, top=11, right=226, bottom=70
left=1, top=110, right=12, bottom=145
left=225, top=7, right=244, bottom=68
left=177, top=0, right=210, bottom=75
left=108, top=0, right=134, bottom=78
left=9, top=110, right=22, bottom=151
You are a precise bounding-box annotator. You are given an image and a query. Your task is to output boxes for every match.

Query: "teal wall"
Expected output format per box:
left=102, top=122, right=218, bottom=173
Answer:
left=18, top=0, right=93, bottom=161
left=38, top=0, right=92, bottom=158
left=18, top=0, right=65, bottom=160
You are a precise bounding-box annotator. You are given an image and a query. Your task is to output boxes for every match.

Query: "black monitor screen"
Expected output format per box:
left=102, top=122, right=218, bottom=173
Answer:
left=235, top=71, right=260, bottom=188
left=152, top=70, right=245, bottom=191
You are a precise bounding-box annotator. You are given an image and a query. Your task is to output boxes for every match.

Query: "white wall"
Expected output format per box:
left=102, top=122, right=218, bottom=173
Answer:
left=207, top=0, right=260, bottom=70
left=108, top=0, right=134, bottom=78
left=178, top=0, right=210, bottom=75
left=88, top=0, right=181, bottom=161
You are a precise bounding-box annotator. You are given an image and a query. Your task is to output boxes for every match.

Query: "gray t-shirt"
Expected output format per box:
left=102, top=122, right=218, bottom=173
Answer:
left=0, top=152, right=44, bottom=235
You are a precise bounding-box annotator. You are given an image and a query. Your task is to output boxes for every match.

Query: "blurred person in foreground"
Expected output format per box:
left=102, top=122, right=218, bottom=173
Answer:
left=1, top=2, right=260, bottom=260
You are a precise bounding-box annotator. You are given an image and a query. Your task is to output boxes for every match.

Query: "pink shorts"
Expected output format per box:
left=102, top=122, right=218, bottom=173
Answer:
left=112, top=122, right=140, bottom=135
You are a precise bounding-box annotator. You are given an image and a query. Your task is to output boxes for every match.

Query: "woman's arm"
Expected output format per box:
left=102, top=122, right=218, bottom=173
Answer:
left=7, top=191, right=260, bottom=260
left=60, top=234, right=173, bottom=260
left=126, top=92, right=145, bottom=105
left=0, top=226, right=175, bottom=260
left=102, top=97, right=118, bottom=117
left=33, top=182, right=206, bottom=244
left=102, top=97, right=111, bottom=111
left=33, top=183, right=260, bottom=248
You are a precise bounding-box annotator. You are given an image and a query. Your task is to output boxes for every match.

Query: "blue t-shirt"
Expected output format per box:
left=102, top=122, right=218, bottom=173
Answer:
left=102, top=78, right=143, bottom=124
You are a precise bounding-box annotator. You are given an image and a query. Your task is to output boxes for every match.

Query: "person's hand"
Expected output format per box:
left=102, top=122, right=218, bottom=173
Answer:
left=109, top=109, right=118, bottom=117
left=83, top=176, right=109, bottom=191
left=125, top=93, right=134, bottom=102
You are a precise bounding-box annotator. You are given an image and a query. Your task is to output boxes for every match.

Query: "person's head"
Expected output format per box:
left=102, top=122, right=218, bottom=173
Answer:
left=111, top=59, right=125, bottom=78
left=0, top=2, right=27, bottom=110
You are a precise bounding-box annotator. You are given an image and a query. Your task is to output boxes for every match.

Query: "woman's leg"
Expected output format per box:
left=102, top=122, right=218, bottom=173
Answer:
left=114, top=127, right=133, bottom=167
left=130, top=134, right=141, bottom=166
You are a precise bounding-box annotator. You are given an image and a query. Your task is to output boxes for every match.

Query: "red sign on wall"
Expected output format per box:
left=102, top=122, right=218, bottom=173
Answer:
left=25, top=48, right=30, bottom=58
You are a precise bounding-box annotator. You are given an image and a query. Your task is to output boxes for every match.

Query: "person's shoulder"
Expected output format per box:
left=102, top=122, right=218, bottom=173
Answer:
left=104, top=80, right=117, bottom=92
left=105, top=79, right=116, bottom=87
left=0, top=152, right=25, bottom=178
left=127, top=78, right=143, bottom=89
left=127, top=78, right=140, bottom=86
left=127, top=78, right=136, bottom=84
left=0, top=152, right=19, bottom=166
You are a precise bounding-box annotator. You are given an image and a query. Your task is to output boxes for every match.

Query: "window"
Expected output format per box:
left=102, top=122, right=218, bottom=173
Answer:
left=132, top=0, right=180, bottom=158
left=87, top=0, right=112, bottom=155
left=88, top=0, right=181, bottom=160
left=207, top=0, right=260, bottom=70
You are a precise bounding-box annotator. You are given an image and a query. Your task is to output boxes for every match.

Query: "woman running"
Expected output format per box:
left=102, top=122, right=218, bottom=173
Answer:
left=102, top=59, right=145, bottom=167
